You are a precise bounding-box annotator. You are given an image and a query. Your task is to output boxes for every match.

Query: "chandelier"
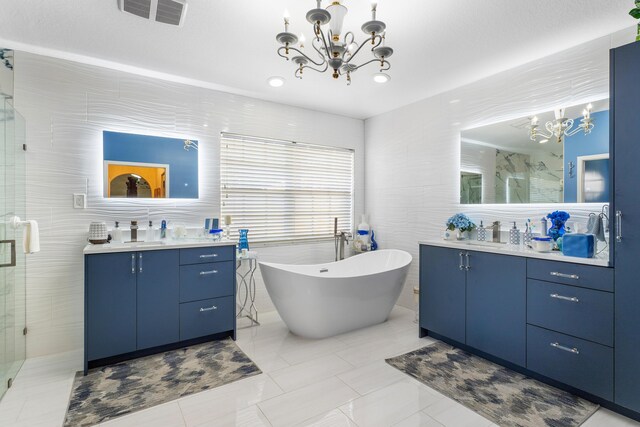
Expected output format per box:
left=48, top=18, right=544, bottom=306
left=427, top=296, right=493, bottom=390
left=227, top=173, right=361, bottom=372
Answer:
left=528, top=103, right=594, bottom=144
left=275, top=0, right=393, bottom=85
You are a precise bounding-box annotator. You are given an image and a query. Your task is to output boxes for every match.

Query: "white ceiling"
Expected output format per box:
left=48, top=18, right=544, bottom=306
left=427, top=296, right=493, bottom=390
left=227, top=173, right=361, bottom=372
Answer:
left=0, top=0, right=633, bottom=119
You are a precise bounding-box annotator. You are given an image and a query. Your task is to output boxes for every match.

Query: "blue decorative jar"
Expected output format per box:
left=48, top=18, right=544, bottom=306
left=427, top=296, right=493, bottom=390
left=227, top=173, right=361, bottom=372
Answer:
left=548, top=224, right=566, bottom=242
left=238, top=229, right=249, bottom=251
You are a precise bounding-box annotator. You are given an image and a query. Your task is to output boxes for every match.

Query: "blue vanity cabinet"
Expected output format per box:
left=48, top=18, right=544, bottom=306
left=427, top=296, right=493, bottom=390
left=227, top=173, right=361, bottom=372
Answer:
left=420, top=245, right=467, bottom=343
left=612, top=41, right=640, bottom=413
left=85, top=243, right=236, bottom=373
left=466, top=251, right=526, bottom=367
left=86, top=252, right=137, bottom=361
left=136, top=249, right=180, bottom=350
left=420, top=245, right=526, bottom=366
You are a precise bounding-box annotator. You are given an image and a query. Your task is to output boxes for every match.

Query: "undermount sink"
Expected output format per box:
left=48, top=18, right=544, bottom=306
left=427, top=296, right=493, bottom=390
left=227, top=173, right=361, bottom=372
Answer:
left=460, top=240, right=508, bottom=249
left=122, top=241, right=165, bottom=247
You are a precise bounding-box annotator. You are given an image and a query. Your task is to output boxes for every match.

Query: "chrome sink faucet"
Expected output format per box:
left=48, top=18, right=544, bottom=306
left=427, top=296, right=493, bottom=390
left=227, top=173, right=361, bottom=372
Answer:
left=491, top=221, right=501, bottom=243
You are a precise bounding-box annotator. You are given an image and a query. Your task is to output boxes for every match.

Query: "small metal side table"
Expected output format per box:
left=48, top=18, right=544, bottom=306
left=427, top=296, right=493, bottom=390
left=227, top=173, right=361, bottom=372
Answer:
left=236, top=250, right=259, bottom=328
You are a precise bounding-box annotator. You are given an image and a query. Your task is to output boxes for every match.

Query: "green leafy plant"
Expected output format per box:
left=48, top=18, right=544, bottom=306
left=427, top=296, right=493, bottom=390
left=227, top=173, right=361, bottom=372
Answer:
left=631, top=0, right=640, bottom=41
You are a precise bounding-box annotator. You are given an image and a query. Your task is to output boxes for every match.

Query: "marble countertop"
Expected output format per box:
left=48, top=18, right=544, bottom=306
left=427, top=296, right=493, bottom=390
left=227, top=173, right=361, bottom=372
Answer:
left=83, top=239, right=236, bottom=255
left=419, top=239, right=610, bottom=267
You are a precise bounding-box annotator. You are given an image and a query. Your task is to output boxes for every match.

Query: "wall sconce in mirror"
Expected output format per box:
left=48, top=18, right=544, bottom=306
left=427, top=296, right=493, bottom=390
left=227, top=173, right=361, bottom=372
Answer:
left=184, top=139, right=198, bottom=151
left=103, top=131, right=199, bottom=199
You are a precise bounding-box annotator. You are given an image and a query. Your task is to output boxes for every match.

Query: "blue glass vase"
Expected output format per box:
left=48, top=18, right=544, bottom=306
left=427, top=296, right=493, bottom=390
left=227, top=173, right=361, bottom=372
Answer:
left=238, top=229, right=249, bottom=251
left=548, top=223, right=566, bottom=242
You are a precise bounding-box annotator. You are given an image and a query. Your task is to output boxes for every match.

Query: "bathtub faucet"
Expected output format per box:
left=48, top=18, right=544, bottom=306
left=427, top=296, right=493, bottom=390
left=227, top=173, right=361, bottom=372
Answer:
left=335, top=231, right=352, bottom=261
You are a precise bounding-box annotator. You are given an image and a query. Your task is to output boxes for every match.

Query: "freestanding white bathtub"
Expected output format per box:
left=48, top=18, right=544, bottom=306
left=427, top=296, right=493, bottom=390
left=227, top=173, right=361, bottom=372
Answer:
left=259, top=249, right=412, bottom=339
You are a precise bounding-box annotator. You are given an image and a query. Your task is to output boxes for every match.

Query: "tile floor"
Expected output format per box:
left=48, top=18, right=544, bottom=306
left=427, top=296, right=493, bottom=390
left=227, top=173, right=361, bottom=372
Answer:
left=1, top=305, right=639, bottom=427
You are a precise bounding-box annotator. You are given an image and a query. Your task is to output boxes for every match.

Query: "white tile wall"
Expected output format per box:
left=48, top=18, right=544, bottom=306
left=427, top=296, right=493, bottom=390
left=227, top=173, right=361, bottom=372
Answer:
left=13, top=52, right=365, bottom=358
left=364, top=27, right=637, bottom=309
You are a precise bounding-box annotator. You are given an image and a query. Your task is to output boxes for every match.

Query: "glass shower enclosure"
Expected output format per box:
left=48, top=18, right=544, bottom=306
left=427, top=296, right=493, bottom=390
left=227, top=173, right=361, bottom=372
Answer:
left=0, top=91, right=26, bottom=400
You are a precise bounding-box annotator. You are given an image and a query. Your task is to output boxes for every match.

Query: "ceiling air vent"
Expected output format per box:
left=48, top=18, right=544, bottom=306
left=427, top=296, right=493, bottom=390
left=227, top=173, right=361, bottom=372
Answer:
left=118, top=0, right=187, bottom=26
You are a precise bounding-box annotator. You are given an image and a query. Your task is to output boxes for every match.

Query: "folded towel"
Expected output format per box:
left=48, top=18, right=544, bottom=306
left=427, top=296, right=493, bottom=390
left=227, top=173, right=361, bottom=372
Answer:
left=23, top=220, right=40, bottom=254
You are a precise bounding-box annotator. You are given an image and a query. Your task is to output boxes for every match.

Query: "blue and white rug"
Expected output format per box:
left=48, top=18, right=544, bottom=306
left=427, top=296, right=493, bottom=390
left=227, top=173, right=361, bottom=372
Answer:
left=386, top=342, right=599, bottom=427
left=64, top=338, right=261, bottom=426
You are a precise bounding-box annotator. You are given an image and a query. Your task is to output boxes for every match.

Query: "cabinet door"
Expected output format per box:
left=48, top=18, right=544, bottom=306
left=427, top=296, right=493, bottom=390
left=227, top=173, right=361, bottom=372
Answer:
left=612, top=41, right=640, bottom=412
left=86, top=252, right=137, bottom=361
left=420, top=245, right=466, bottom=343
left=137, top=249, right=180, bottom=350
left=466, top=251, right=526, bottom=366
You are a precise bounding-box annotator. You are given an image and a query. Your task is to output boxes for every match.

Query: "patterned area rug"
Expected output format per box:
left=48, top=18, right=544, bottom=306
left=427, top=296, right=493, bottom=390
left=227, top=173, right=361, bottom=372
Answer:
left=64, top=338, right=261, bottom=426
left=386, top=342, right=599, bottom=427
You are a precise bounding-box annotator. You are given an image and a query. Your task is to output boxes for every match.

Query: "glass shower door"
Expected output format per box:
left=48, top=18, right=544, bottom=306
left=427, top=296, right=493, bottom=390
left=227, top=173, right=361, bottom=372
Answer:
left=0, top=93, right=26, bottom=400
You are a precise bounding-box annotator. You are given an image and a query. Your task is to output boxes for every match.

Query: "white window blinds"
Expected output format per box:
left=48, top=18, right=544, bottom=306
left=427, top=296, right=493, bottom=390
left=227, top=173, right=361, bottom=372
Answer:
left=220, top=133, right=354, bottom=244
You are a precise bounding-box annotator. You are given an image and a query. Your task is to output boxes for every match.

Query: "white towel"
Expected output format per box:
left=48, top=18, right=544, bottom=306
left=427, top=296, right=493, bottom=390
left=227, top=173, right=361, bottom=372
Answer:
left=23, top=220, right=40, bottom=254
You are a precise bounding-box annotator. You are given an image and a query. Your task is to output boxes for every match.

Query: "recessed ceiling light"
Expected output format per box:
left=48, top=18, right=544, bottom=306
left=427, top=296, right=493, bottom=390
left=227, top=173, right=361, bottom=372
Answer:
left=203, top=124, right=209, bottom=127
left=372, top=73, right=390, bottom=84
left=268, top=76, right=285, bottom=88
left=449, top=99, right=461, bottom=104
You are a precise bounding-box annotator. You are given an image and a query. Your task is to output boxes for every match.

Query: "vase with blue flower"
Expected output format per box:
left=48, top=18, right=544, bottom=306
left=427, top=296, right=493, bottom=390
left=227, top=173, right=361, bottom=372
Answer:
left=546, top=210, right=570, bottom=245
left=446, top=213, right=476, bottom=241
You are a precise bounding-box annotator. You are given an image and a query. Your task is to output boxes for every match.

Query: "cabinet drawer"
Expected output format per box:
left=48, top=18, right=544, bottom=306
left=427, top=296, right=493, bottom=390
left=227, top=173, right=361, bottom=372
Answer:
left=527, top=325, right=613, bottom=400
left=179, top=296, right=234, bottom=341
left=180, top=245, right=234, bottom=265
left=526, top=259, right=613, bottom=292
left=180, top=261, right=235, bottom=303
left=527, top=280, right=613, bottom=347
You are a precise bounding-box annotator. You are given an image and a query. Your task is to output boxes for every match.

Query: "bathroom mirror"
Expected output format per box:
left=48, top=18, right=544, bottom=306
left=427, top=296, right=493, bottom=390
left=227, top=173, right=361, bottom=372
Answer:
left=460, top=98, right=609, bottom=204
left=103, top=131, right=199, bottom=199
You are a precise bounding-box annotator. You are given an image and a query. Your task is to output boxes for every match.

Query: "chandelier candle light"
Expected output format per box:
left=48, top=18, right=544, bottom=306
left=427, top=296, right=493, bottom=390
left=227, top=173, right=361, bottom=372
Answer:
left=528, top=103, right=595, bottom=145
left=276, top=0, right=393, bottom=85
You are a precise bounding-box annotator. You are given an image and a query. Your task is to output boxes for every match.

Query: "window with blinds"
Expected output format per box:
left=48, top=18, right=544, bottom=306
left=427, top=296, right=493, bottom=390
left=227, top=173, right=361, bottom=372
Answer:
left=220, top=133, right=354, bottom=244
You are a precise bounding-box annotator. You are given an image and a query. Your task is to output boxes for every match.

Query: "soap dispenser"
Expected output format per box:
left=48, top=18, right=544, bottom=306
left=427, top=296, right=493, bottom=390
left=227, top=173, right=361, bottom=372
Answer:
left=509, top=222, right=521, bottom=245
left=477, top=221, right=487, bottom=241
left=113, top=221, right=123, bottom=243
left=147, top=220, right=156, bottom=242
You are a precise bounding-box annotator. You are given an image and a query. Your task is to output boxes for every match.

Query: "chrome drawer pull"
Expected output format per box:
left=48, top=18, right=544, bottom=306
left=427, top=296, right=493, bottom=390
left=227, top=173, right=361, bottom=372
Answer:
left=550, top=272, right=579, bottom=280
left=199, top=254, right=218, bottom=258
left=200, top=305, right=217, bottom=312
left=131, top=254, right=135, bottom=274
left=550, top=342, right=579, bottom=354
left=139, top=253, right=143, bottom=273
left=459, top=252, right=464, bottom=271
left=616, top=210, right=622, bottom=243
left=200, top=270, right=218, bottom=275
left=465, top=252, right=471, bottom=271
left=550, top=293, right=579, bottom=303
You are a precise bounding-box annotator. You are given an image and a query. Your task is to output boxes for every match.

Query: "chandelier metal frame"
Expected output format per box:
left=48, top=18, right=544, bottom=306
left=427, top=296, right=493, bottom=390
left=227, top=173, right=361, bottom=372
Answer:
left=276, top=1, right=393, bottom=85
left=528, top=103, right=595, bottom=144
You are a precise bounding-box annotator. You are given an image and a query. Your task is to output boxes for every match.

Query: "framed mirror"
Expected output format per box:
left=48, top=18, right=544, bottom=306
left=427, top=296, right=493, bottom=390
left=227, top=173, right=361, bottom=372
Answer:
left=460, top=98, right=609, bottom=204
left=103, top=131, right=199, bottom=199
